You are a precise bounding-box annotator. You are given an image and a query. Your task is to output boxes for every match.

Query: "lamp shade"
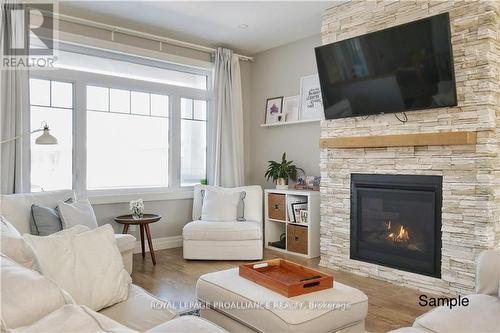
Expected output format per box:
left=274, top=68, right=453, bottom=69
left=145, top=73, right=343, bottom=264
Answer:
left=35, top=126, right=58, bottom=145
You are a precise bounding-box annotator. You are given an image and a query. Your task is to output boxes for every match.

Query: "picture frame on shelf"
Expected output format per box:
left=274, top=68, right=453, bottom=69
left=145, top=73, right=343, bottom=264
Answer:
left=283, top=95, right=299, bottom=122
left=299, top=74, right=324, bottom=121
left=291, top=202, right=308, bottom=223
left=265, top=97, right=284, bottom=124
left=299, top=210, right=309, bottom=224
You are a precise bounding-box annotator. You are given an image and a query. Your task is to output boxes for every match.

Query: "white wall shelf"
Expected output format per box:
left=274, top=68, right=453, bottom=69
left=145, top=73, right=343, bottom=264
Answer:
left=260, top=119, right=321, bottom=127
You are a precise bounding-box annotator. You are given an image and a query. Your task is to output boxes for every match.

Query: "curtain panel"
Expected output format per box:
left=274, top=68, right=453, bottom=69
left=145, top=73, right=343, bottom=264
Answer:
left=211, top=47, right=244, bottom=187
left=0, top=1, right=29, bottom=194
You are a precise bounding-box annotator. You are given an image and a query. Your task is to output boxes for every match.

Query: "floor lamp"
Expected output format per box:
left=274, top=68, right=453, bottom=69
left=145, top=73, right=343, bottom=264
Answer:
left=0, top=121, right=58, bottom=145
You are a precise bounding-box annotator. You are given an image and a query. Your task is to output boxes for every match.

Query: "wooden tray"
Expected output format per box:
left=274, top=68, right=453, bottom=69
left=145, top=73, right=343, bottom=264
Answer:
left=239, top=259, right=333, bottom=297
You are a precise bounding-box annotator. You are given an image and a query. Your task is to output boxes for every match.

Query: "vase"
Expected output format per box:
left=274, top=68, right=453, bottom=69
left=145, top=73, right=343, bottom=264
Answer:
left=276, top=178, right=288, bottom=190
left=132, top=212, right=144, bottom=220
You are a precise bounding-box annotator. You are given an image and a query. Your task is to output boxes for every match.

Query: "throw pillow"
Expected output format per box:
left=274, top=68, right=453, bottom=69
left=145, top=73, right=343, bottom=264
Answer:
left=10, top=304, right=138, bottom=333
left=24, top=224, right=131, bottom=311
left=0, top=254, right=73, bottom=329
left=201, top=189, right=241, bottom=222
left=58, top=199, right=98, bottom=230
left=1, top=216, right=39, bottom=270
left=30, top=204, right=63, bottom=236
left=200, top=189, right=247, bottom=221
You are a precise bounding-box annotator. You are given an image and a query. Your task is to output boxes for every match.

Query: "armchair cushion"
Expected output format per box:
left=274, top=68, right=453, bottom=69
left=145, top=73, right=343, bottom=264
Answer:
left=413, top=294, right=500, bottom=333
left=475, top=250, right=500, bottom=297
left=183, top=220, right=261, bottom=241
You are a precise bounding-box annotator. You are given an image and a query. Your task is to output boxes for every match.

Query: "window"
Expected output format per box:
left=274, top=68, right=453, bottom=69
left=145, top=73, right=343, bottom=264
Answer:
left=86, top=86, right=169, bottom=190
left=28, top=46, right=210, bottom=195
left=29, top=78, right=73, bottom=192
left=181, top=98, right=207, bottom=186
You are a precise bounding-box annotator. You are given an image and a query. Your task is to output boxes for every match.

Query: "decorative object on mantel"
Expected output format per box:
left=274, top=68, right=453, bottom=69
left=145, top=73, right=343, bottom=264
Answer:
left=299, top=74, right=324, bottom=121
left=129, top=199, right=144, bottom=220
left=264, top=96, right=283, bottom=124
left=264, top=152, right=299, bottom=190
left=282, top=95, right=299, bottom=122
left=320, top=131, right=478, bottom=149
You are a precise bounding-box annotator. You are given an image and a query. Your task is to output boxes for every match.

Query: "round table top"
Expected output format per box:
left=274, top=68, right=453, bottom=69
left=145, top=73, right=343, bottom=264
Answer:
left=114, top=213, right=162, bottom=224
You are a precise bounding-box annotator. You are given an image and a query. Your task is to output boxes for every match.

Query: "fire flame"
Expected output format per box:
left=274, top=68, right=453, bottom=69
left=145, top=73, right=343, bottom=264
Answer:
left=385, top=221, right=410, bottom=243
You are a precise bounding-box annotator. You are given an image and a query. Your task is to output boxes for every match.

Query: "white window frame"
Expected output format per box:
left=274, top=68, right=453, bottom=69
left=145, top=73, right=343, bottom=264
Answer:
left=27, top=50, right=212, bottom=200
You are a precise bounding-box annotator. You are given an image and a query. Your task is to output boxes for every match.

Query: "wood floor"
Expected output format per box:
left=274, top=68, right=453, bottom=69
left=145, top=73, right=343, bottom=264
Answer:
left=132, top=248, right=434, bottom=333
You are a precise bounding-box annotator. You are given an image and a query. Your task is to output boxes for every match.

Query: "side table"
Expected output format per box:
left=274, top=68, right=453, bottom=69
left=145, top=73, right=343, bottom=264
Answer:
left=114, top=214, right=161, bottom=265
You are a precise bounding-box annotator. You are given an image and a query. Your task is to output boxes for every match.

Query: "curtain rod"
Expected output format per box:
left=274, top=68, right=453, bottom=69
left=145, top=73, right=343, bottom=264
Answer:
left=51, top=12, right=254, bottom=62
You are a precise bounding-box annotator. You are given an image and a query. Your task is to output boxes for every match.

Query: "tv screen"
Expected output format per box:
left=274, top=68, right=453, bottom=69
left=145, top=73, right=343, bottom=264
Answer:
left=315, top=13, right=457, bottom=120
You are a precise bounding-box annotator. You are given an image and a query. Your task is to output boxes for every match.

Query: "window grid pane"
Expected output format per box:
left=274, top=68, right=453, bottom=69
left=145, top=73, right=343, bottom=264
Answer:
left=181, top=98, right=207, bottom=186
left=86, top=85, right=169, bottom=190
left=30, top=79, right=73, bottom=192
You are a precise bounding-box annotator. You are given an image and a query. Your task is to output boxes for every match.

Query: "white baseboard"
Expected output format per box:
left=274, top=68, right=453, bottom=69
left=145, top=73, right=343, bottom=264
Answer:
left=134, top=235, right=182, bottom=254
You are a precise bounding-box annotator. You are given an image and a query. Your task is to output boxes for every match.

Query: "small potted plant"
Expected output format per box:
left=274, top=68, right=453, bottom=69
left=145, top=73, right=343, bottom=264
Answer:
left=265, top=152, right=300, bottom=189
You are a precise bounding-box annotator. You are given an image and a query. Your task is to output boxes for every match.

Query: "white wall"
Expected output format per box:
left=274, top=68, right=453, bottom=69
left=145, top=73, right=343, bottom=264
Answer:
left=245, top=34, right=322, bottom=188
left=54, top=14, right=321, bottom=242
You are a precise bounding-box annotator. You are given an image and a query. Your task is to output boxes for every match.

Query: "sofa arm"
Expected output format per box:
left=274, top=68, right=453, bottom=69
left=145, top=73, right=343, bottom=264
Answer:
left=115, top=234, right=136, bottom=275
left=475, top=250, right=500, bottom=296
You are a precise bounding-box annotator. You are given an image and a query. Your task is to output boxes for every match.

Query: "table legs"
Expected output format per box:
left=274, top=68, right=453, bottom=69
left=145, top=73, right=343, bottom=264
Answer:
left=121, top=223, right=156, bottom=265
left=144, top=223, right=156, bottom=265
left=139, top=225, right=145, bottom=258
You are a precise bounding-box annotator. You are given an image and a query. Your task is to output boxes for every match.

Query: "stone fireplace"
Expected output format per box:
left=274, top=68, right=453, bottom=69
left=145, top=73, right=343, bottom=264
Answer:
left=319, top=1, right=500, bottom=295
left=351, top=174, right=442, bottom=278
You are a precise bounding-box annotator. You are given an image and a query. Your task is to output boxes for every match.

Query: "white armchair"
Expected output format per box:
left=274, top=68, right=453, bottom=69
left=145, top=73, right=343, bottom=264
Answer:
left=182, top=185, right=263, bottom=260
left=0, top=190, right=136, bottom=273
left=390, top=250, right=500, bottom=333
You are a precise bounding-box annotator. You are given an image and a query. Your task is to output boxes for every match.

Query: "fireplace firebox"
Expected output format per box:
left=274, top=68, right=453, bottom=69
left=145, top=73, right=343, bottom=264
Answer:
left=350, top=174, right=442, bottom=277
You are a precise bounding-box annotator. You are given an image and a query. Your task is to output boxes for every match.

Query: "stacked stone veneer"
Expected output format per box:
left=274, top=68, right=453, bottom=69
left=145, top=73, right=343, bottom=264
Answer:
left=319, top=0, right=500, bottom=295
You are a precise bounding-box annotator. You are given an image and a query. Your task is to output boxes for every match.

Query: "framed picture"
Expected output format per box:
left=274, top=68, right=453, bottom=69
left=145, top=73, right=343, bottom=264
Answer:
left=299, top=74, right=324, bottom=121
left=283, top=95, right=299, bottom=122
left=299, top=210, right=309, bottom=224
left=265, top=97, right=283, bottom=124
left=291, top=202, right=308, bottom=223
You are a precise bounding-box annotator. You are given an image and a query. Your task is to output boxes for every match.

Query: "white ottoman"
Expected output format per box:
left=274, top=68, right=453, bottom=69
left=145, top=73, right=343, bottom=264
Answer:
left=196, top=268, right=368, bottom=333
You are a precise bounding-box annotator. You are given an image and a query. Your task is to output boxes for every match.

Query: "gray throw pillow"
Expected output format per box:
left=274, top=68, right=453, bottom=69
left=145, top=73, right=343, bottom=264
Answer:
left=30, top=198, right=73, bottom=236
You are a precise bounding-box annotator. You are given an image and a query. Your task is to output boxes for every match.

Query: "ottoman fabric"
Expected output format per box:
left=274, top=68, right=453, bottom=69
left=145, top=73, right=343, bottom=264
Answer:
left=196, top=268, right=368, bottom=332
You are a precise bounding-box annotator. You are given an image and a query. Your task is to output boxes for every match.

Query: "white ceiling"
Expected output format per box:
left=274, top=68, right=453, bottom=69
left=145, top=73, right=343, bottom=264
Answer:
left=59, top=1, right=338, bottom=55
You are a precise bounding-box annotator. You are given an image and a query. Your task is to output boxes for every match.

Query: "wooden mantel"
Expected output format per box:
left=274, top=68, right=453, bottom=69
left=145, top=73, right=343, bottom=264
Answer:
left=320, top=131, right=477, bottom=149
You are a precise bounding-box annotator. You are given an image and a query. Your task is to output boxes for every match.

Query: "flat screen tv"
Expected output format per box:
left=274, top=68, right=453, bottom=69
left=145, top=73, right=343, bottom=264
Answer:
left=315, top=13, right=457, bottom=120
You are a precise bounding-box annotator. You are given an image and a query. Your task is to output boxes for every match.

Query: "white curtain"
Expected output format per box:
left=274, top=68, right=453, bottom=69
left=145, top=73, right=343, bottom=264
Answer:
left=0, top=1, right=29, bottom=194
left=211, top=47, right=244, bottom=187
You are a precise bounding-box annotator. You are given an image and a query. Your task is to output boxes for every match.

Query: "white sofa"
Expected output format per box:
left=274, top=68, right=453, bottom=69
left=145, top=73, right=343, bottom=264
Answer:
left=390, top=250, right=500, bottom=333
left=183, top=185, right=263, bottom=260
left=0, top=190, right=136, bottom=273
left=0, top=226, right=227, bottom=332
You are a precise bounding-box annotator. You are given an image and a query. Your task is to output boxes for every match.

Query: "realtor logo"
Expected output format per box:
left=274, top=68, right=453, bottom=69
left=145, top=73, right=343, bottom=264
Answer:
left=1, top=2, right=57, bottom=69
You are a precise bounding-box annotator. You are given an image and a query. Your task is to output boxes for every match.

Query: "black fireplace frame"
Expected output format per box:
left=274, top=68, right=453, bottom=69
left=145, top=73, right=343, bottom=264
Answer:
left=350, top=174, right=442, bottom=278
